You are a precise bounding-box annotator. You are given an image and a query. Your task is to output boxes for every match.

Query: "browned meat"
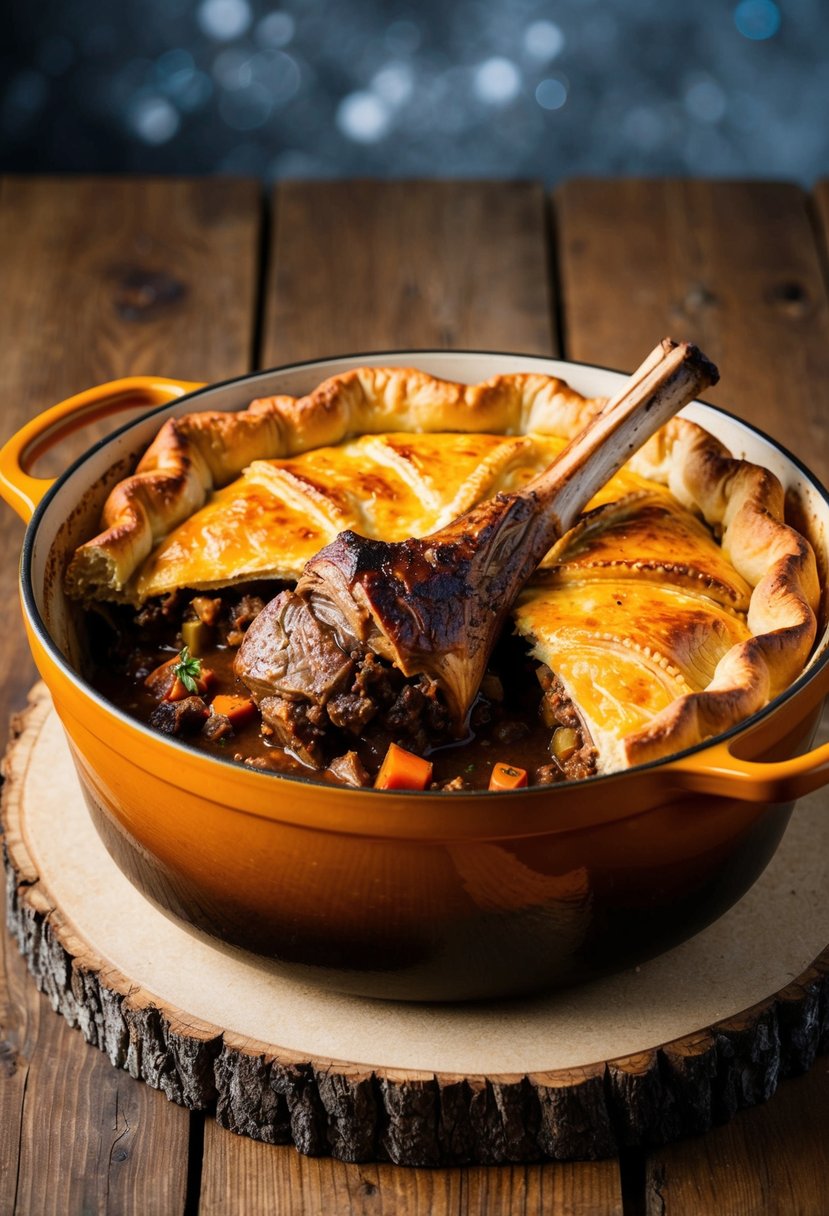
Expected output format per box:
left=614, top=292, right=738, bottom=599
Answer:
left=327, top=751, right=370, bottom=787
left=237, top=602, right=456, bottom=765
left=226, top=593, right=266, bottom=646
left=259, top=695, right=329, bottom=767
left=387, top=684, right=426, bottom=732
left=431, top=775, right=472, bottom=791
left=136, top=591, right=181, bottom=629
left=326, top=688, right=378, bottom=733
left=149, top=696, right=208, bottom=736
left=202, top=712, right=233, bottom=742
left=239, top=590, right=355, bottom=705
left=534, top=764, right=563, bottom=785
left=235, top=341, right=718, bottom=767
left=192, top=595, right=222, bottom=626
left=560, top=746, right=598, bottom=781
left=538, top=666, right=582, bottom=729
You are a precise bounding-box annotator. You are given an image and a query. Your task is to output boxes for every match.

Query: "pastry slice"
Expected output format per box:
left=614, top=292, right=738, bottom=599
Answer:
left=514, top=419, right=818, bottom=770
left=515, top=578, right=752, bottom=772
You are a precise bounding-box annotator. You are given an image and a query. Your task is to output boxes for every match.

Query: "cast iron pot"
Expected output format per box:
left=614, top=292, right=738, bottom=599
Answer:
left=3, top=351, right=829, bottom=1002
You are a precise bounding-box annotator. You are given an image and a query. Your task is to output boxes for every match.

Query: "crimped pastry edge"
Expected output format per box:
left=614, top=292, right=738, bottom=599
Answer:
left=619, top=419, right=819, bottom=764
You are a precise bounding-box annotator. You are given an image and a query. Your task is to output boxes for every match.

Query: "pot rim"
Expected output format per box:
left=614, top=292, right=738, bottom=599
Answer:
left=18, top=348, right=829, bottom=802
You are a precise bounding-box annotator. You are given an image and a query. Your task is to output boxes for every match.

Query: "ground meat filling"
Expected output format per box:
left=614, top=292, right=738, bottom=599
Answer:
left=255, top=649, right=454, bottom=769
left=535, top=664, right=598, bottom=782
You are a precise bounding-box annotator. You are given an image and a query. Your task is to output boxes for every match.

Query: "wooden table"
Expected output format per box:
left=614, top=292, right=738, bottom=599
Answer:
left=2, top=175, right=829, bottom=1214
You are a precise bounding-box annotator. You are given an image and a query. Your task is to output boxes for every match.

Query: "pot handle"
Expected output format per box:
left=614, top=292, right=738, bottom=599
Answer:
left=663, top=729, right=829, bottom=803
left=0, top=376, right=204, bottom=524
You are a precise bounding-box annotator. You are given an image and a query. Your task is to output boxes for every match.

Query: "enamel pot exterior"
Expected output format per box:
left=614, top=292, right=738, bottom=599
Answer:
left=7, top=354, right=829, bottom=1001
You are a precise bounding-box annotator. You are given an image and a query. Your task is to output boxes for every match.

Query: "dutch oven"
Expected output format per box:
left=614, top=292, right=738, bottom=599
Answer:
left=3, top=351, right=829, bottom=1001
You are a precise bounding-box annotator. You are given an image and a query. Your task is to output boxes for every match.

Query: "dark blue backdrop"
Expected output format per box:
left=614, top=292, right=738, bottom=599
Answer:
left=2, top=0, right=827, bottom=180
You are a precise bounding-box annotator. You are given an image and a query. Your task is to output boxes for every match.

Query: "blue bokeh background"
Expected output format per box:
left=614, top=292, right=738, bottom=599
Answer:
left=2, top=0, right=827, bottom=180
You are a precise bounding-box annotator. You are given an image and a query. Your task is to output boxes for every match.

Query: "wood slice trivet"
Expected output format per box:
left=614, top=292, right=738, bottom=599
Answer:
left=3, top=685, right=829, bottom=1166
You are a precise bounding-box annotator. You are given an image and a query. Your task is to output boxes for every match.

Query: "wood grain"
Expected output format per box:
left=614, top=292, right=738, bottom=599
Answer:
left=262, top=181, right=556, bottom=365
left=200, top=1121, right=624, bottom=1216
left=0, top=174, right=261, bottom=726
left=555, top=176, right=829, bottom=1216
left=555, top=179, right=829, bottom=481
left=0, top=175, right=260, bottom=420
left=1, top=783, right=192, bottom=1216
left=0, top=175, right=261, bottom=1215
left=645, top=1065, right=829, bottom=1216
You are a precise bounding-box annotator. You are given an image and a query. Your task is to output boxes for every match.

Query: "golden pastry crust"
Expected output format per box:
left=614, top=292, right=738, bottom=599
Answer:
left=130, top=433, right=664, bottom=601
left=64, top=368, right=595, bottom=602
left=620, top=421, right=819, bottom=764
left=64, top=366, right=820, bottom=771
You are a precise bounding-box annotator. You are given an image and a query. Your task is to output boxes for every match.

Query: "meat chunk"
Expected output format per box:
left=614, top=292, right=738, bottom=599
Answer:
left=431, top=775, right=472, bottom=792
left=236, top=590, right=354, bottom=706
left=202, top=712, right=233, bottom=743
left=237, top=596, right=456, bottom=766
left=191, top=596, right=222, bottom=626
left=149, top=696, right=208, bottom=736
left=327, top=751, right=370, bottom=787
left=326, top=688, right=378, bottom=734
left=225, top=593, right=267, bottom=646
left=534, top=763, right=563, bottom=786
left=258, top=695, right=328, bottom=767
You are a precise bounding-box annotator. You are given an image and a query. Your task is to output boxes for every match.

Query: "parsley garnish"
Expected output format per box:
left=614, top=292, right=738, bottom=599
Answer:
left=173, top=645, right=202, bottom=694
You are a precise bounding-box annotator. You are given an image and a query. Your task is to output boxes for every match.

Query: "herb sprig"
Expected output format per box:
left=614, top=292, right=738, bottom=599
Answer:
left=173, top=645, right=203, bottom=694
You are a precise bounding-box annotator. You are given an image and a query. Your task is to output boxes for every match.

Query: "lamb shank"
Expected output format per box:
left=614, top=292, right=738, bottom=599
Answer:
left=236, top=339, right=719, bottom=767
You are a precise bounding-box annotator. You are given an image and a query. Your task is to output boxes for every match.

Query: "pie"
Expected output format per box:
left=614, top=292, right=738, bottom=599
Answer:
left=66, top=366, right=819, bottom=781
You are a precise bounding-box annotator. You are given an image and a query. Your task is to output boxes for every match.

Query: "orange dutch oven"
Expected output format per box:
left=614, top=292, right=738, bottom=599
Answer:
left=3, top=351, right=829, bottom=1002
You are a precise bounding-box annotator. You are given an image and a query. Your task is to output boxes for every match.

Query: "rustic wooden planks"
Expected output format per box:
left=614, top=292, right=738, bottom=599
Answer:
left=262, top=180, right=557, bottom=365
left=556, top=176, right=829, bottom=1215
left=0, top=175, right=261, bottom=722
left=200, top=1121, right=625, bottom=1216
left=0, top=174, right=261, bottom=1215
left=556, top=179, right=829, bottom=480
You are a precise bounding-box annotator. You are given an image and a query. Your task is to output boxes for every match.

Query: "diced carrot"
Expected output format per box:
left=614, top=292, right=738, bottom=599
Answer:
left=145, top=657, right=178, bottom=696
left=161, top=667, right=216, bottom=702
left=210, top=694, right=258, bottom=727
left=164, top=675, right=190, bottom=702
left=374, top=742, right=433, bottom=791
left=488, top=762, right=528, bottom=791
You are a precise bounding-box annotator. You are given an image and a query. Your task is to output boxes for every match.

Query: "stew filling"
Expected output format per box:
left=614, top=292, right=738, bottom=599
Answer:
left=89, top=583, right=597, bottom=791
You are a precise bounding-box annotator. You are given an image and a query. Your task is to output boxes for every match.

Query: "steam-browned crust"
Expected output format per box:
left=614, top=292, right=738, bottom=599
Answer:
left=64, top=367, right=596, bottom=602
left=64, top=364, right=820, bottom=770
